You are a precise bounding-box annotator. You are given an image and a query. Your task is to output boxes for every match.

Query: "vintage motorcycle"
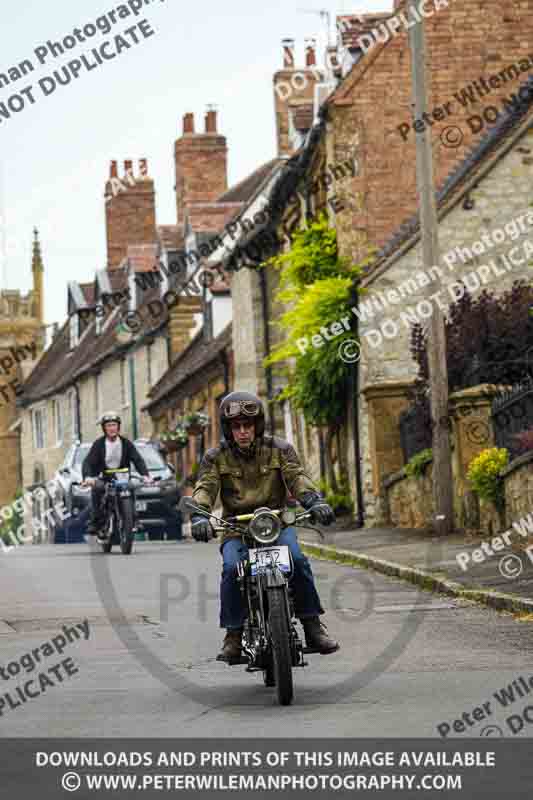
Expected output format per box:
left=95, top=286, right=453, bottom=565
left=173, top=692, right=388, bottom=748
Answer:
left=183, top=498, right=324, bottom=706
left=75, top=468, right=141, bottom=555
left=99, top=468, right=140, bottom=555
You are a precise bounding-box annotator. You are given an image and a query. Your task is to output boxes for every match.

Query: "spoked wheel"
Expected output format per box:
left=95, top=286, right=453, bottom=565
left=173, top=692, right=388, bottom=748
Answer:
left=119, top=498, right=135, bottom=555
left=268, top=587, right=294, bottom=705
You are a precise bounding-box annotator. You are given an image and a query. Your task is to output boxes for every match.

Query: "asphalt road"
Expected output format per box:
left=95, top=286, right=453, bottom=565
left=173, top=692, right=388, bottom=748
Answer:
left=2, top=538, right=533, bottom=738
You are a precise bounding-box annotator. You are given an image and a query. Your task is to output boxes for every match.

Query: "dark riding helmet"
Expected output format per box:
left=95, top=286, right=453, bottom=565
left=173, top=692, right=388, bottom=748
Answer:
left=100, top=411, right=121, bottom=431
left=219, top=391, right=265, bottom=442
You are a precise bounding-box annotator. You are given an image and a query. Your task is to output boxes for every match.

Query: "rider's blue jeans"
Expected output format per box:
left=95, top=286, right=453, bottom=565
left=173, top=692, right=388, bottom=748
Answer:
left=220, top=526, right=324, bottom=629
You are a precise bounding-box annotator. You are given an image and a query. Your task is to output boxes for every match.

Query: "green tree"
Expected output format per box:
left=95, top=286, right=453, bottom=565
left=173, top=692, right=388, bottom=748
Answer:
left=263, top=213, right=374, bottom=491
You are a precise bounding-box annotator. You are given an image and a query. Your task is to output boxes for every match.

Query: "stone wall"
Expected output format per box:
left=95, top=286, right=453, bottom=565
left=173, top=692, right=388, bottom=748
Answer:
left=383, top=416, right=533, bottom=535
left=503, top=451, right=533, bottom=528
left=384, top=463, right=435, bottom=530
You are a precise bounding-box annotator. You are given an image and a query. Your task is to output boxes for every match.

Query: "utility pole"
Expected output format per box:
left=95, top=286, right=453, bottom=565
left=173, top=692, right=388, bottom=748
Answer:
left=408, top=2, right=454, bottom=535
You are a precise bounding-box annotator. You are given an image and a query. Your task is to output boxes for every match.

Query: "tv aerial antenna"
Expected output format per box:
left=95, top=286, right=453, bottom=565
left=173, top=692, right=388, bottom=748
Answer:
left=297, top=8, right=333, bottom=46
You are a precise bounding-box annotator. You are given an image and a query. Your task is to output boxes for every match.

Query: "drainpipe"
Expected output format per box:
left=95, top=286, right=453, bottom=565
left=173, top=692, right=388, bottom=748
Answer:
left=220, top=349, right=230, bottom=394
left=73, top=383, right=82, bottom=442
left=259, top=267, right=274, bottom=434
left=128, top=355, right=138, bottom=440
left=351, top=296, right=365, bottom=527
left=318, top=428, right=326, bottom=483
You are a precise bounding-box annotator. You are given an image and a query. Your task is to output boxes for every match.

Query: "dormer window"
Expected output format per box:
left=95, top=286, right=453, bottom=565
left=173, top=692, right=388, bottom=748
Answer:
left=69, top=312, right=79, bottom=349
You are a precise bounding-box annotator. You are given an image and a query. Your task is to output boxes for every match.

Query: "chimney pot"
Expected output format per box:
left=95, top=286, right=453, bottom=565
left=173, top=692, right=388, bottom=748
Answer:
left=110, top=160, right=118, bottom=178
left=139, top=158, right=148, bottom=177
left=124, top=159, right=133, bottom=177
left=205, top=106, right=218, bottom=133
left=305, top=38, right=317, bottom=67
left=282, top=38, right=295, bottom=68
left=183, top=112, right=195, bottom=134
left=326, top=46, right=340, bottom=73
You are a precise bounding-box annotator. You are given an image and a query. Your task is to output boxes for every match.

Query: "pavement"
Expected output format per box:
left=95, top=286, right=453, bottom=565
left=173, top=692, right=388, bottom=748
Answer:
left=300, top=520, right=533, bottom=616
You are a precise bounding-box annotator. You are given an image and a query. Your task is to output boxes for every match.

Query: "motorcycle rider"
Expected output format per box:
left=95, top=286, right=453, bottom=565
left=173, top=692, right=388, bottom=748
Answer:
left=82, top=412, right=153, bottom=540
left=191, top=391, right=340, bottom=663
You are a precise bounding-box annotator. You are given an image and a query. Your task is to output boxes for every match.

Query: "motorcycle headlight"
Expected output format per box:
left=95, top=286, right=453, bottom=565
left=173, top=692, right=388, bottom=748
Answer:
left=249, top=508, right=281, bottom=544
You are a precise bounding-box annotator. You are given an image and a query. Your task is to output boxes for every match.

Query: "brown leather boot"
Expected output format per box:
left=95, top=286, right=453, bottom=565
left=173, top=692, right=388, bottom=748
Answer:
left=216, top=628, right=243, bottom=663
left=301, top=617, right=340, bottom=654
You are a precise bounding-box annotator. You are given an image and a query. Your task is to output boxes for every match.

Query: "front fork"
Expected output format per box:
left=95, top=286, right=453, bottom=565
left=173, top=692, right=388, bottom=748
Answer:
left=236, top=563, right=306, bottom=668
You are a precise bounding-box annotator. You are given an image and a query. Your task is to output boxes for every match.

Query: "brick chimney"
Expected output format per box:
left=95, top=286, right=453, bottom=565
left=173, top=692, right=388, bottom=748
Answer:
left=174, top=109, right=228, bottom=224
left=105, top=159, right=157, bottom=270
left=273, top=39, right=324, bottom=157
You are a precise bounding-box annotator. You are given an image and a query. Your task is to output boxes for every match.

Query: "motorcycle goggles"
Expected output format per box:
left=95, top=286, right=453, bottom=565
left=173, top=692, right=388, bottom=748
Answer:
left=223, top=400, right=260, bottom=419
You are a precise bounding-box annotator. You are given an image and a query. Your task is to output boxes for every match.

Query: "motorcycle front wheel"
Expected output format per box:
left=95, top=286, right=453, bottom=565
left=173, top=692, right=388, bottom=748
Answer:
left=100, top=514, right=114, bottom=554
left=119, top=497, right=135, bottom=555
left=263, top=651, right=276, bottom=687
left=268, top=586, right=294, bottom=706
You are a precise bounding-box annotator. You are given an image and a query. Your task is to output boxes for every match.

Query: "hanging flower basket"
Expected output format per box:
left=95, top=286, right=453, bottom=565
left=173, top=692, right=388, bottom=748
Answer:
left=184, top=412, right=209, bottom=436
left=160, top=424, right=189, bottom=451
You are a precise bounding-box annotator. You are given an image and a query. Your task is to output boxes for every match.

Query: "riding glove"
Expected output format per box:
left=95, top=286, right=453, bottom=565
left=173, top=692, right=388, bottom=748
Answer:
left=309, top=502, right=336, bottom=526
left=191, top=514, right=213, bottom=542
left=300, top=492, right=336, bottom=526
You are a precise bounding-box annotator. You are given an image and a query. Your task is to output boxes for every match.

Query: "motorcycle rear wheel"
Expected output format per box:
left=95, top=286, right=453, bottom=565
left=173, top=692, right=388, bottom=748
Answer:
left=268, top=587, right=294, bottom=706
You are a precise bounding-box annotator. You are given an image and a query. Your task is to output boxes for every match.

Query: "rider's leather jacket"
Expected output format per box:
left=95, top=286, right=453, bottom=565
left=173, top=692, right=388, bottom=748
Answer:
left=192, top=435, right=320, bottom=545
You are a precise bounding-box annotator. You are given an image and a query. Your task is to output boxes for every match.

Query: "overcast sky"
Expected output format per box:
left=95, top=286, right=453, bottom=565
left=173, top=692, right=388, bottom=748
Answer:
left=0, top=0, right=392, bottom=327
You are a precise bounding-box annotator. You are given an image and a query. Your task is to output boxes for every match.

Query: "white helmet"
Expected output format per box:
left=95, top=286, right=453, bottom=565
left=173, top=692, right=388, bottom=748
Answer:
left=100, top=411, right=121, bottom=430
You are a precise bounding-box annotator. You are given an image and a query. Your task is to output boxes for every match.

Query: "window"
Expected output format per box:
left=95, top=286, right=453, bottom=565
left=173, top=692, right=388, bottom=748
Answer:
left=120, top=359, right=129, bottom=406
left=53, top=398, right=63, bottom=445
left=32, top=407, right=46, bottom=450
left=33, top=464, right=45, bottom=484
left=94, top=374, right=101, bottom=419
left=69, top=313, right=79, bottom=349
